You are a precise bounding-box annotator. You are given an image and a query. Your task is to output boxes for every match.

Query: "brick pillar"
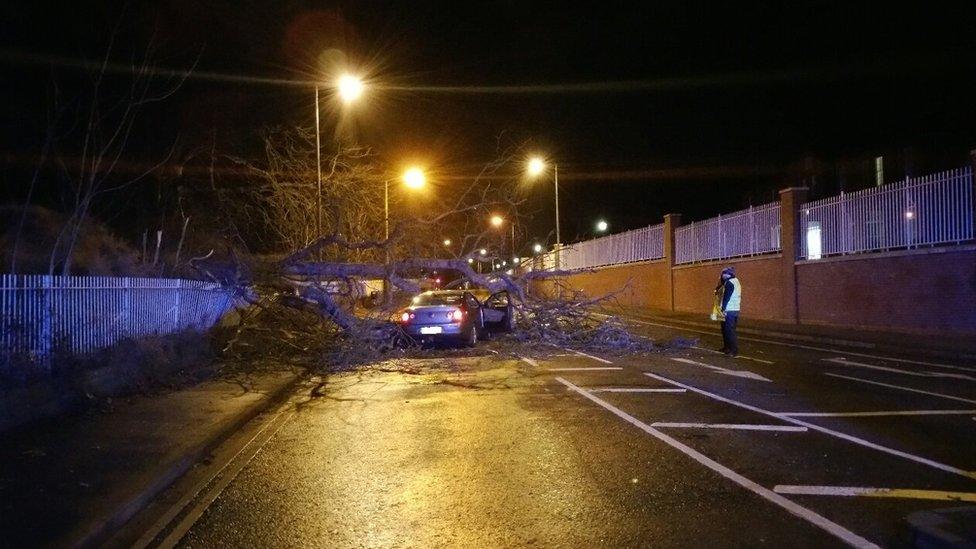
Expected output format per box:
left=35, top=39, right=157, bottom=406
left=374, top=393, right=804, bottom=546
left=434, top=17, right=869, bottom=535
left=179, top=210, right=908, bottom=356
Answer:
left=663, top=213, right=682, bottom=312
left=778, top=187, right=808, bottom=323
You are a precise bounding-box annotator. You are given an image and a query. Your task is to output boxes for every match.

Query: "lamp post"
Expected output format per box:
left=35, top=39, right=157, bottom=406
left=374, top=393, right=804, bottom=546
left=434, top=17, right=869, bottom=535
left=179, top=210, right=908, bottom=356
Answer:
left=315, top=74, right=365, bottom=244
left=381, top=166, right=426, bottom=301
left=527, top=156, right=560, bottom=268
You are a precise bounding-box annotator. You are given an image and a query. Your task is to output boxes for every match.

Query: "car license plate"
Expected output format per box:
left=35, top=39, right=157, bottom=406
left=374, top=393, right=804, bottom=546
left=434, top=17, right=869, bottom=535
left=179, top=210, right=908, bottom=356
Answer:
left=420, top=326, right=442, bottom=335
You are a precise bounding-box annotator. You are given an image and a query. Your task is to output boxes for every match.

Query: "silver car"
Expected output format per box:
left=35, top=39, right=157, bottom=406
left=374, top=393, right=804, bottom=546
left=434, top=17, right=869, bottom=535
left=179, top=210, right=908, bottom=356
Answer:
left=397, top=290, right=514, bottom=347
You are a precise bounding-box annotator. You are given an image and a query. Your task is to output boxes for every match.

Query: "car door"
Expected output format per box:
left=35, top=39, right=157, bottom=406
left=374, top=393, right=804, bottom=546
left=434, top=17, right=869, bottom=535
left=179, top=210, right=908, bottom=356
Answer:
left=462, top=292, right=484, bottom=333
left=481, top=290, right=511, bottom=328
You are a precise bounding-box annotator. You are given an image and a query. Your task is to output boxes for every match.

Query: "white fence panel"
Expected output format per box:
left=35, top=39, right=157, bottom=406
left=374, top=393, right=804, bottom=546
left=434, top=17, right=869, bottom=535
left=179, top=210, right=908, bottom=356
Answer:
left=559, top=223, right=665, bottom=271
left=1, top=275, right=234, bottom=363
left=799, top=167, right=974, bottom=259
left=675, top=202, right=782, bottom=264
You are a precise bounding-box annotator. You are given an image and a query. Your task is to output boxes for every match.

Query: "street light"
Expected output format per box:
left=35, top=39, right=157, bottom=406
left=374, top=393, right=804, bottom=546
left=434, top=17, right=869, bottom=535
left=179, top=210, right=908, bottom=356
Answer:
left=314, top=73, right=366, bottom=244
left=526, top=155, right=560, bottom=267
left=596, top=219, right=608, bottom=233
left=443, top=239, right=452, bottom=246
left=489, top=215, right=516, bottom=258
left=382, top=166, right=425, bottom=301
left=533, top=243, right=543, bottom=253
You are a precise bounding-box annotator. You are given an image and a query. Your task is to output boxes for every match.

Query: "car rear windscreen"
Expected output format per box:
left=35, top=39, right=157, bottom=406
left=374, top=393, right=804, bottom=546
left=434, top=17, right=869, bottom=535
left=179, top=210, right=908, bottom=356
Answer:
left=414, top=293, right=464, bottom=306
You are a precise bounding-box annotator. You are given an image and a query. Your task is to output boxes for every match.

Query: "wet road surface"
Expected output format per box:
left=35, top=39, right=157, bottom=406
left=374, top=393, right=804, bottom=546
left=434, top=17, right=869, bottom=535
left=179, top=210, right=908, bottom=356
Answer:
left=152, top=318, right=975, bottom=548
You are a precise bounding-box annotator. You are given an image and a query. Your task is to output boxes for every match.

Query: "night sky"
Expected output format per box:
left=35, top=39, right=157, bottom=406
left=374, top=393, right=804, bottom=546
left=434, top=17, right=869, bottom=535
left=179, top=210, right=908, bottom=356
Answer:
left=3, top=1, right=976, bottom=248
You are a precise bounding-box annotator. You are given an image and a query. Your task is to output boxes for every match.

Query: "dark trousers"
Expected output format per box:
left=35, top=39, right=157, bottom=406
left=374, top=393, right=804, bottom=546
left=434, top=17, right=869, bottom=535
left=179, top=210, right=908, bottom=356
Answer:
left=721, top=311, right=739, bottom=354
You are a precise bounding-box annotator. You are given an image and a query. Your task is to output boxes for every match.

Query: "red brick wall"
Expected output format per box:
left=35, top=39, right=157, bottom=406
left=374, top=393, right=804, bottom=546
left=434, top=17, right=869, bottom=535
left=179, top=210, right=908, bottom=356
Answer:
left=796, top=247, right=976, bottom=334
left=672, top=256, right=790, bottom=321
left=560, top=260, right=670, bottom=309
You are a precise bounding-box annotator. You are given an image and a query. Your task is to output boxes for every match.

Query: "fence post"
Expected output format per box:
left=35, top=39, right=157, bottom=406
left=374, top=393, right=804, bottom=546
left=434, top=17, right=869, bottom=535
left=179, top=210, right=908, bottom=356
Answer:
left=969, top=150, right=976, bottom=235
left=663, top=213, right=682, bottom=312
left=174, top=278, right=182, bottom=331
left=778, top=187, right=808, bottom=324
left=41, top=275, right=53, bottom=369
left=122, top=278, right=131, bottom=339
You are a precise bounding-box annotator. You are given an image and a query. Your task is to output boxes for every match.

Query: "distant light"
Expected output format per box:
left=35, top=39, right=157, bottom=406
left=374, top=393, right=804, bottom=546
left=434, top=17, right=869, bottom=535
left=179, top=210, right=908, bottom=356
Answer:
left=443, top=239, right=452, bottom=246
left=403, top=167, right=426, bottom=189
left=596, top=220, right=608, bottom=232
left=479, top=249, right=487, bottom=255
left=513, top=257, right=520, bottom=264
left=435, top=278, right=441, bottom=284
left=502, top=260, right=507, bottom=266
left=505, top=269, right=513, bottom=275
left=533, top=243, right=543, bottom=253
left=467, top=258, right=474, bottom=263
left=490, top=215, right=504, bottom=227
left=527, top=157, right=546, bottom=176
left=337, top=74, right=364, bottom=103
left=905, top=211, right=915, bottom=220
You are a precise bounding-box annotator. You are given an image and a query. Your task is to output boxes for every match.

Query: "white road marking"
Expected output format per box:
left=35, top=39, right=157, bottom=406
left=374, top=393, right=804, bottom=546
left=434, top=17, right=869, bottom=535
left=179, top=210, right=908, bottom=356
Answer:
left=587, top=387, right=687, bottom=393
left=519, top=356, right=539, bottom=367
left=617, top=315, right=976, bottom=372
left=672, top=357, right=772, bottom=382
left=825, top=373, right=976, bottom=405
left=692, top=345, right=775, bottom=364
left=564, top=348, right=614, bottom=364
left=782, top=409, right=976, bottom=418
left=555, top=377, right=878, bottom=549
left=644, top=372, right=976, bottom=480
left=773, top=485, right=976, bottom=503
left=650, top=422, right=808, bottom=432
left=545, top=367, right=623, bottom=372
left=823, top=357, right=976, bottom=381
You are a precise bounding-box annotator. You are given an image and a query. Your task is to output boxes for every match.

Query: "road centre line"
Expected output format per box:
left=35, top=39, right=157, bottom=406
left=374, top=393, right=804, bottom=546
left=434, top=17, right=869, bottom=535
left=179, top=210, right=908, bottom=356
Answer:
left=782, top=409, right=976, bottom=418
left=587, top=387, right=686, bottom=393
left=651, top=422, right=808, bottom=432
left=825, top=373, right=976, bottom=406
left=616, top=315, right=976, bottom=373
left=643, top=372, right=976, bottom=480
left=545, top=367, right=623, bottom=372
left=555, top=377, right=878, bottom=549
left=823, top=357, right=976, bottom=381
left=773, top=485, right=976, bottom=503
left=564, top=348, right=615, bottom=364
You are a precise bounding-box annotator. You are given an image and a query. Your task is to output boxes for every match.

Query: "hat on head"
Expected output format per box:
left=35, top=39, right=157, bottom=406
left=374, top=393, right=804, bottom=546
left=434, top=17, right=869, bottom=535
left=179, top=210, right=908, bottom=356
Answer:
left=721, top=266, right=735, bottom=277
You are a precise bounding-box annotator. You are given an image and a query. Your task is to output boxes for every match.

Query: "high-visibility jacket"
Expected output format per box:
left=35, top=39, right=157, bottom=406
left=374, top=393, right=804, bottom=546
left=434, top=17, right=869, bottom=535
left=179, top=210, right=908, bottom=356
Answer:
left=721, top=277, right=742, bottom=312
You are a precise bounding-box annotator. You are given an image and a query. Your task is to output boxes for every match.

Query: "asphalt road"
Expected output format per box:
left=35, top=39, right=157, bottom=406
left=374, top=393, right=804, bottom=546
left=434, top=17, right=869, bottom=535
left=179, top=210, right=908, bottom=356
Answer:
left=155, top=318, right=975, bottom=548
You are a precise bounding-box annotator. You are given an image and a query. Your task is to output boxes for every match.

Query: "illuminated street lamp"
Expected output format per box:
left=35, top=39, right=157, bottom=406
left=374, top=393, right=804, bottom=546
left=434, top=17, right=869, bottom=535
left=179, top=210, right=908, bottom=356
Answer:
left=490, top=214, right=504, bottom=227
left=443, top=239, right=452, bottom=246
left=479, top=249, right=487, bottom=255
left=315, top=73, right=366, bottom=243
left=533, top=243, right=543, bottom=253
left=526, top=155, right=561, bottom=267
left=596, top=219, right=608, bottom=233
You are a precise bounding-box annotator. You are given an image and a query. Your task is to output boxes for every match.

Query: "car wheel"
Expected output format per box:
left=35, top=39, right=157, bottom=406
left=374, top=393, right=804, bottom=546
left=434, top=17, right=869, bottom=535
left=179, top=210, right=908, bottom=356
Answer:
left=465, top=324, right=478, bottom=347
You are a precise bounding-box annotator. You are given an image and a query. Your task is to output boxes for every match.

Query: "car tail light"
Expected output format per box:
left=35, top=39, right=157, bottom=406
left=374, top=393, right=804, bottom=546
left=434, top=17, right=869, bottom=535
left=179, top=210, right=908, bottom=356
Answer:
left=451, top=309, right=464, bottom=322
left=400, top=312, right=411, bottom=323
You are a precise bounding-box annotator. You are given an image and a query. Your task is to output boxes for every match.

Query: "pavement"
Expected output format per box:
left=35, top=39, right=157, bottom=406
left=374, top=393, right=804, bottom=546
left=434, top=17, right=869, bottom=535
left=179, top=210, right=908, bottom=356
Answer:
left=0, top=369, right=300, bottom=548
left=4, top=313, right=976, bottom=548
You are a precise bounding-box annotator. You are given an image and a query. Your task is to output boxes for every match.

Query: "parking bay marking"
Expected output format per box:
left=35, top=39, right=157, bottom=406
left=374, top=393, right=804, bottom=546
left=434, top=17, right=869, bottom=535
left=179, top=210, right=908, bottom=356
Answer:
left=588, top=387, right=686, bottom=393
left=824, top=357, right=976, bottom=381
left=773, top=485, right=976, bottom=503
left=782, top=409, right=976, bottom=418
left=694, top=345, right=774, bottom=364
left=556, top=377, right=878, bottom=549
left=671, top=357, right=772, bottom=382
left=644, top=371, right=976, bottom=480
left=651, top=422, right=808, bottom=432
left=545, top=367, right=623, bottom=372
left=614, top=315, right=976, bottom=373
left=825, top=373, right=976, bottom=406
left=563, top=348, right=614, bottom=364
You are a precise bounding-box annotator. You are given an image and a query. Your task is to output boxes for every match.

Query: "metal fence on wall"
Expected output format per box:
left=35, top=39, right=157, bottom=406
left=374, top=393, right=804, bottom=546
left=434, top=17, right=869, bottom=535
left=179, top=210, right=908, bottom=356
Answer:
left=1, top=275, right=234, bottom=362
left=674, top=202, right=782, bottom=264
left=559, top=223, right=665, bottom=271
left=799, top=167, right=974, bottom=259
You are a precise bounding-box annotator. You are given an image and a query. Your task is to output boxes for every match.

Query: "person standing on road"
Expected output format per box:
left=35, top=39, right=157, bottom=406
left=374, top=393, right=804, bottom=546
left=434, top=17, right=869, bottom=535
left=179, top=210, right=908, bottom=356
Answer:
left=715, top=266, right=742, bottom=357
